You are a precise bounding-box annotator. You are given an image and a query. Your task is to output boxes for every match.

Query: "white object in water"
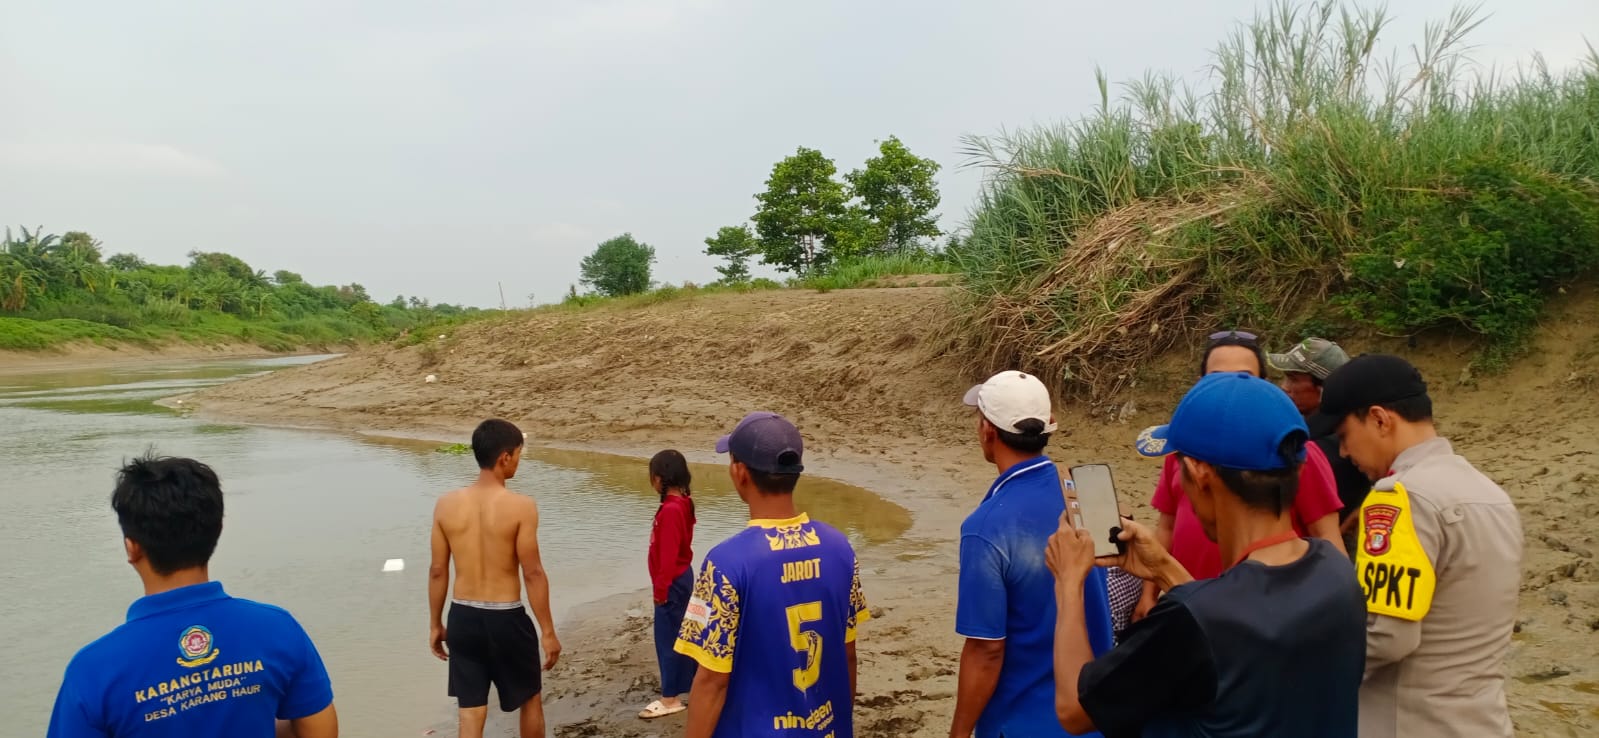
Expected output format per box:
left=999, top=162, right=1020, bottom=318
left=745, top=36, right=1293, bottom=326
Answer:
left=175, top=399, right=184, bottom=405
left=424, top=374, right=437, bottom=383
left=382, top=558, right=405, bottom=572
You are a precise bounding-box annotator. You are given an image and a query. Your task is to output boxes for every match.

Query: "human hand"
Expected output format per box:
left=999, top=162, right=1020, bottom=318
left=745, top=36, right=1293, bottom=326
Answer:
left=1045, top=512, right=1098, bottom=584
left=429, top=624, right=448, bottom=661
left=542, top=632, right=562, bottom=670
left=1132, top=584, right=1159, bottom=622
left=1097, top=517, right=1185, bottom=587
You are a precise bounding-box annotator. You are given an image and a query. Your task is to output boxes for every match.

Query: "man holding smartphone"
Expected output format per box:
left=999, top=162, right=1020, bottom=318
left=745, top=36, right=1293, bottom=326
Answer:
left=1045, top=372, right=1365, bottom=737
left=950, top=371, right=1114, bottom=738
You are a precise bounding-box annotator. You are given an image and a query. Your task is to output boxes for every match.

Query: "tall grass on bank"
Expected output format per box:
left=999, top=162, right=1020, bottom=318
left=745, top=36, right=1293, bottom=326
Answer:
left=951, top=0, right=1599, bottom=396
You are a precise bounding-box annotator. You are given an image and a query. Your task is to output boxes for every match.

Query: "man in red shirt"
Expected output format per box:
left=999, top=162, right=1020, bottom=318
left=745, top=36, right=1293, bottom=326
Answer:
left=1131, top=331, right=1346, bottom=620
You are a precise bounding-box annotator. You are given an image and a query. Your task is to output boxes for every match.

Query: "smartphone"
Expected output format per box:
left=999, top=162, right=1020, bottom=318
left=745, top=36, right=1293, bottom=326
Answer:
left=1069, top=464, right=1124, bottom=558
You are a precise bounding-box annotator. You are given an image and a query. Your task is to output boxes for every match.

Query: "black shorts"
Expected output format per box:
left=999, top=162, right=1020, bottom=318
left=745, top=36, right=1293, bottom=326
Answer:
left=446, top=603, right=542, bottom=711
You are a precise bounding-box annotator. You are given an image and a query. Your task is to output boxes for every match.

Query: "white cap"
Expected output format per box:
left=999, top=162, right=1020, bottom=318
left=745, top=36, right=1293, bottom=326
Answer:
left=962, top=370, right=1058, bottom=434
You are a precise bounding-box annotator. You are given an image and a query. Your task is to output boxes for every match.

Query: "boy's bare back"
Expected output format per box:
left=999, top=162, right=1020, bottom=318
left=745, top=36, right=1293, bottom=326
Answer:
left=433, top=481, right=539, bottom=604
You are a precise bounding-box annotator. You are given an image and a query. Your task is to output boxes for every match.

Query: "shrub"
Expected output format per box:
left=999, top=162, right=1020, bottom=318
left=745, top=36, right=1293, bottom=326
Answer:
left=951, top=0, right=1599, bottom=394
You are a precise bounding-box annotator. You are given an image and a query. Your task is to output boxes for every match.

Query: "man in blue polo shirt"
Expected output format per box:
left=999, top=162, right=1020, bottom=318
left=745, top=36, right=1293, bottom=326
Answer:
left=48, top=454, right=337, bottom=738
left=950, top=371, right=1113, bottom=738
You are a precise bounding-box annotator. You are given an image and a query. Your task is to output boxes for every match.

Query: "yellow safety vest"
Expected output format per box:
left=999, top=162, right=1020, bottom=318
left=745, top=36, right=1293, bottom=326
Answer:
left=1356, top=481, right=1437, bottom=621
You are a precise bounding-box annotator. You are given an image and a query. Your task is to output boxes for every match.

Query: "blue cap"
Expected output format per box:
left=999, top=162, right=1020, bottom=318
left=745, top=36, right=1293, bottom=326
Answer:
left=1134, top=372, right=1308, bottom=471
left=715, top=411, right=804, bottom=474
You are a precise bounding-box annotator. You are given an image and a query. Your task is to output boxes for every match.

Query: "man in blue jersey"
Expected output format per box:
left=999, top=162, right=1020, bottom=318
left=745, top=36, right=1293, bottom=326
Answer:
left=48, top=454, right=337, bottom=738
left=951, top=371, right=1114, bottom=738
left=675, top=411, right=869, bottom=738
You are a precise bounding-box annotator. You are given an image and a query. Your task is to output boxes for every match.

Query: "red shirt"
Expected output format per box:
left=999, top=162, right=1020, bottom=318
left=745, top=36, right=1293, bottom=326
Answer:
left=1150, top=442, right=1343, bottom=580
left=647, top=494, right=695, bottom=602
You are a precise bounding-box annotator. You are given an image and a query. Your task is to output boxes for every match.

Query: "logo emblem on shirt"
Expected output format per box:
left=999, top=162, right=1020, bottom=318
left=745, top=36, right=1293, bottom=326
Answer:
left=1363, top=504, right=1401, bottom=556
left=683, top=597, right=710, bottom=627
left=177, top=625, right=220, bottom=668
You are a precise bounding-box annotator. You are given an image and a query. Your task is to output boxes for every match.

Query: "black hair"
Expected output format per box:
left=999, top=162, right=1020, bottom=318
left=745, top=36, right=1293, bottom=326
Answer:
left=649, top=449, right=695, bottom=518
left=994, top=417, right=1051, bottom=454
left=1176, top=430, right=1307, bottom=516
left=1354, top=395, right=1434, bottom=423
left=472, top=418, right=524, bottom=469
left=731, top=453, right=801, bottom=495
left=1200, top=333, right=1268, bottom=378
left=112, top=453, right=225, bottom=576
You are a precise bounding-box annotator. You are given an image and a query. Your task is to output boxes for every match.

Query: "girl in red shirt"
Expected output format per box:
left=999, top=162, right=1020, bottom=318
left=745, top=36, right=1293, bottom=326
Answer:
left=640, top=450, right=698, bottom=719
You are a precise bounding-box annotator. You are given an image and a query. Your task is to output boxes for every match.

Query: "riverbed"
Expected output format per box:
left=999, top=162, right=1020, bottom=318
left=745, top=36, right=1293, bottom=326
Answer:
left=0, top=356, right=910, bottom=736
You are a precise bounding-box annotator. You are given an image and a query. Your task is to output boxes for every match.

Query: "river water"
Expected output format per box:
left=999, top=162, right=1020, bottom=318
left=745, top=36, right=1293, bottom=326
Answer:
left=0, top=356, right=910, bottom=736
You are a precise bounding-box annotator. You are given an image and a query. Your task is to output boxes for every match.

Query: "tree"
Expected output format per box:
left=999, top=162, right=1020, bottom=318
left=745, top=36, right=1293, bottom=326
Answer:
left=186, top=251, right=271, bottom=289
left=703, top=225, right=760, bottom=284
left=0, top=254, right=45, bottom=311
left=273, top=270, right=304, bottom=285
left=57, top=232, right=104, bottom=264
left=826, top=207, right=886, bottom=262
left=106, top=253, right=148, bottom=272
left=752, top=147, right=849, bottom=274
left=844, top=136, right=942, bottom=253
left=579, top=233, right=656, bottom=297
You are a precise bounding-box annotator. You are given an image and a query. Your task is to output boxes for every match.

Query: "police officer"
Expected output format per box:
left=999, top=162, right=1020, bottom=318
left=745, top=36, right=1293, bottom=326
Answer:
left=1320, top=355, right=1522, bottom=738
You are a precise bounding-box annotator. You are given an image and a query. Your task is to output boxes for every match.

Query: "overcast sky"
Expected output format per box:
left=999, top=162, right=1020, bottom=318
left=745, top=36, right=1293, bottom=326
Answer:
left=2, top=0, right=1594, bottom=307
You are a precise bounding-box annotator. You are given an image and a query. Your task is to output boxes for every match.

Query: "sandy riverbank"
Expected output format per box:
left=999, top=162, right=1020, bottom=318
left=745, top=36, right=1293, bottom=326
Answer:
left=179, top=286, right=1599, bottom=737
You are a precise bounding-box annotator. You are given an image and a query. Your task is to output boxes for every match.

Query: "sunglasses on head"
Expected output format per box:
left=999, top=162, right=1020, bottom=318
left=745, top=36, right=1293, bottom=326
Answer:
left=1208, top=330, right=1258, bottom=343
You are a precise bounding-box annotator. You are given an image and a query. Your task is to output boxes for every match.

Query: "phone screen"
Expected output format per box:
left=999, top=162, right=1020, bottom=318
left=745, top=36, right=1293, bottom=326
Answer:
left=1069, top=463, right=1123, bottom=558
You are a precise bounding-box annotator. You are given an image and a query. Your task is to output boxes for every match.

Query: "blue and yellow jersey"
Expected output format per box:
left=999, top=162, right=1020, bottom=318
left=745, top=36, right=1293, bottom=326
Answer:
left=675, top=513, right=869, bottom=738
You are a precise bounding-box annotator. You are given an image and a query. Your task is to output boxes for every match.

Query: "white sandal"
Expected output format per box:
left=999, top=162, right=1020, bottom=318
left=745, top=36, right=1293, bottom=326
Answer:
left=639, top=700, right=687, bottom=719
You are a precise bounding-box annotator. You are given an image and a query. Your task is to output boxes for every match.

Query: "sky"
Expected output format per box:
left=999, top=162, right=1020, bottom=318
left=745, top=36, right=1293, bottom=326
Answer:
left=2, top=0, right=1595, bottom=308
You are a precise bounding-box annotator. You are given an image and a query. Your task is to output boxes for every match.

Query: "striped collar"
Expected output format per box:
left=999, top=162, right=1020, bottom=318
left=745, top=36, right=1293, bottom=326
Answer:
left=982, top=456, right=1055, bottom=503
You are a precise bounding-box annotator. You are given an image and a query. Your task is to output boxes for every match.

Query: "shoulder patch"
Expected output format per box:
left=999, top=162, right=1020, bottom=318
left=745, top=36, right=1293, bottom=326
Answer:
left=1356, top=483, right=1437, bottom=621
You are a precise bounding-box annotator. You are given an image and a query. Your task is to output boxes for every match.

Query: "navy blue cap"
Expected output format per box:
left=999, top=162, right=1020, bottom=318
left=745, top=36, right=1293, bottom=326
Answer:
left=715, top=411, right=804, bottom=474
left=1135, top=372, right=1308, bottom=471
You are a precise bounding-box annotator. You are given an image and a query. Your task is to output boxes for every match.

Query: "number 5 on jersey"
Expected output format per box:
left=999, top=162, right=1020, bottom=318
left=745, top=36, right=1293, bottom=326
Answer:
left=785, top=601, right=823, bottom=691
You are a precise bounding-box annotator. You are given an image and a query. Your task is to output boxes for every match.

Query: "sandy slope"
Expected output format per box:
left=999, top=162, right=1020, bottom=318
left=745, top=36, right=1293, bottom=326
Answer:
left=182, top=286, right=1599, bottom=737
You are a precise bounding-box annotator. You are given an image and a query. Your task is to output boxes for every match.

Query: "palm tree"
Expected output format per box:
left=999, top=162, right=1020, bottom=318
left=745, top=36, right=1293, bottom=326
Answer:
left=0, top=254, right=46, bottom=311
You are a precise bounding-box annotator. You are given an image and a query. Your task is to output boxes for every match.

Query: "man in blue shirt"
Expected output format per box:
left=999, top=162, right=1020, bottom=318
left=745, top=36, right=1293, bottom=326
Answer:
left=48, top=454, right=337, bottom=738
left=951, top=371, right=1113, bottom=738
left=675, top=412, right=869, bottom=738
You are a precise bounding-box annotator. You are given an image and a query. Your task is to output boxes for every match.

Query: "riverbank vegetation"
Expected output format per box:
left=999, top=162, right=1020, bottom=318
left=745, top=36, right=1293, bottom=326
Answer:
left=948, top=0, right=1599, bottom=395
left=0, top=228, right=480, bottom=351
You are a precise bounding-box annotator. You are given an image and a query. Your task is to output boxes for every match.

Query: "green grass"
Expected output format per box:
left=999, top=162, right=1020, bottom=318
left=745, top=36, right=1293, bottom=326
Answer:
left=951, top=0, right=1599, bottom=391
left=0, top=317, right=145, bottom=350
left=551, top=279, right=785, bottom=312
left=536, top=253, right=957, bottom=315
left=0, top=312, right=376, bottom=353
left=795, top=252, right=959, bottom=291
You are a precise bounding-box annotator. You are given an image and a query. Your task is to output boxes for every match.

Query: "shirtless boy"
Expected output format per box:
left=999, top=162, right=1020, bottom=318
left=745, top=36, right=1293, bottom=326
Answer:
left=428, top=419, right=561, bottom=738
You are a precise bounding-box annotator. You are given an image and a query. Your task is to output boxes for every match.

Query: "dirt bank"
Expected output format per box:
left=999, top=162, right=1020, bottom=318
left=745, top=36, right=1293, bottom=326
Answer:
left=183, top=286, right=1599, bottom=737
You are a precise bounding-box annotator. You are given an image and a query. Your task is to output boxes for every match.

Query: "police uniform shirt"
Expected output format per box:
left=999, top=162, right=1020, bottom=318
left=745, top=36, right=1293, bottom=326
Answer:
left=1357, top=437, right=1523, bottom=738
left=49, top=581, right=333, bottom=737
